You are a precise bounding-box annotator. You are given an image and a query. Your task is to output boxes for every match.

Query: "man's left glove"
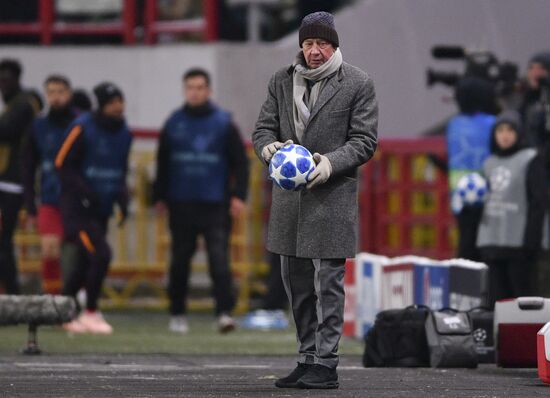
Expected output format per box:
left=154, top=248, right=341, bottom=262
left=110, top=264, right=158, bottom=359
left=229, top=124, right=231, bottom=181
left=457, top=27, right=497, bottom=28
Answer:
left=307, top=153, right=332, bottom=189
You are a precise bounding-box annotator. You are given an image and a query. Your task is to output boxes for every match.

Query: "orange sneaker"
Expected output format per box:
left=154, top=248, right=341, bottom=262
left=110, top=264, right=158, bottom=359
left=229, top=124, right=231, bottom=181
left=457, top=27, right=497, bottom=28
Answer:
left=62, top=318, right=87, bottom=334
left=78, top=311, right=113, bottom=335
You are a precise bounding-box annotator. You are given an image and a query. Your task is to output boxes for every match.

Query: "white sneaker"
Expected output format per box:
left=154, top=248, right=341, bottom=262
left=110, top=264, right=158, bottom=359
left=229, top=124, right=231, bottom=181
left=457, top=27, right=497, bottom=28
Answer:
left=169, top=315, right=189, bottom=334
left=218, top=313, right=236, bottom=334
left=62, top=318, right=87, bottom=334
left=78, top=311, right=113, bottom=335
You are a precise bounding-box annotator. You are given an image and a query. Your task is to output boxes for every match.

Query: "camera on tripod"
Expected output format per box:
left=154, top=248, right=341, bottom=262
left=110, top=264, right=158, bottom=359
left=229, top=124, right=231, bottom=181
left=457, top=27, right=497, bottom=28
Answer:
left=426, top=45, right=519, bottom=96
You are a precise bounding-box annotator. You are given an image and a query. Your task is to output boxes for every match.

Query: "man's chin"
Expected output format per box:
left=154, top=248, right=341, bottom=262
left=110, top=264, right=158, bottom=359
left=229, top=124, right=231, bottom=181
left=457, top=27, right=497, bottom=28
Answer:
left=307, top=59, right=325, bottom=69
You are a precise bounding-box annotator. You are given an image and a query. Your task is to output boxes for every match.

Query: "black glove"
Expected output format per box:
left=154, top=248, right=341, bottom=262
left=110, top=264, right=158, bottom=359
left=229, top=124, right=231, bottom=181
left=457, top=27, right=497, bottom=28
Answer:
left=118, top=202, right=128, bottom=228
left=81, top=192, right=101, bottom=217
left=116, top=189, right=129, bottom=228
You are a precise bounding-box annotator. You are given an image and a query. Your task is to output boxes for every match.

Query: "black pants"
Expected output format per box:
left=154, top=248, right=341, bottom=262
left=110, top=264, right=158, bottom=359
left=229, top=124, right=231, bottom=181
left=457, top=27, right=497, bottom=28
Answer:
left=62, top=217, right=111, bottom=311
left=0, top=191, right=22, bottom=294
left=456, top=206, right=483, bottom=261
left=486, top=257, right=533, bottom=309
left=263, top=251, right=287, bottom=310
left=168, top=202, right=235, bottom=316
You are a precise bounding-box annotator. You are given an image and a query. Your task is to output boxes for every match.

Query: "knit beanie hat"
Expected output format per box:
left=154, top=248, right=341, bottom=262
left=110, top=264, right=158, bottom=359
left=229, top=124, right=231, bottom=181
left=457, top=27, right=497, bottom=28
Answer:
left=93, top=82, right=124, bottom=109
left=529, top=51, right=550, bottom=72
left=299, top=11, right=339, bottom=48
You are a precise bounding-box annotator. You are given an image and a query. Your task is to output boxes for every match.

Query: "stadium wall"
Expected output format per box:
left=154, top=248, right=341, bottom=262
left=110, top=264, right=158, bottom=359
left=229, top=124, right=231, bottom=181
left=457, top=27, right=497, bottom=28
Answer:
left=0, top=0, right=549, bottom=137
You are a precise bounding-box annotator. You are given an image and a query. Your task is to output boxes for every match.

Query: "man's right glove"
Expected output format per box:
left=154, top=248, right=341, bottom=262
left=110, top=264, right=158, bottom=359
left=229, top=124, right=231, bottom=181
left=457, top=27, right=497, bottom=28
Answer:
left=261, top=140, right=294, bottom=163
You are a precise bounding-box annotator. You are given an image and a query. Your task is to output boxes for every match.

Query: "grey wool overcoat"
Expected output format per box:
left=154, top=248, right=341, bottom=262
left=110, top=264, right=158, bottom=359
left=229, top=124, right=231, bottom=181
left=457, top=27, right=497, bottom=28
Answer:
left=252, top=61, right=378, bottom=259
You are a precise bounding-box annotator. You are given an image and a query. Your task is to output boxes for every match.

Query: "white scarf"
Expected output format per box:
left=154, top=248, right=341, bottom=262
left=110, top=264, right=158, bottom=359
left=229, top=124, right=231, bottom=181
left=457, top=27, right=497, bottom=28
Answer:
left=292, top=48, right=343, bottom=142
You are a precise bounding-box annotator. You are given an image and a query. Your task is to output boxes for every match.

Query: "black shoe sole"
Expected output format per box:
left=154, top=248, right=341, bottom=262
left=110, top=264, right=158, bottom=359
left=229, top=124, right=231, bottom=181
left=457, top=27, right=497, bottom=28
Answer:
left=274, top=380, right=300, bottom=388
left=297, top=380, right=339, bottom=389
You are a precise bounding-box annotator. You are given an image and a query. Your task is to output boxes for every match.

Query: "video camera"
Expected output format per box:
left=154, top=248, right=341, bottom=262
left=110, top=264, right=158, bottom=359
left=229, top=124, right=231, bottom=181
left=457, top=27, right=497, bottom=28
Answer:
left=426, top=45, right=519, bottom=96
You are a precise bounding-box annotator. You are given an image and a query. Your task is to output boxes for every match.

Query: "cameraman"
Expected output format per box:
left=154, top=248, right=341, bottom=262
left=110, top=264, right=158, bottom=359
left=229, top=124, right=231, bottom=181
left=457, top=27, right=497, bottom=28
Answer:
left=519, top=52, right=550, bottom=149
left=518, top=52, right=550, bottom=296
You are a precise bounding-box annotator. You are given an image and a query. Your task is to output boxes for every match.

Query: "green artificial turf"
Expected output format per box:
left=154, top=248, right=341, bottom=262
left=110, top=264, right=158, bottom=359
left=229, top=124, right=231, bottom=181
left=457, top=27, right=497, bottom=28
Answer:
left=0, top=311, right=364, bottom=356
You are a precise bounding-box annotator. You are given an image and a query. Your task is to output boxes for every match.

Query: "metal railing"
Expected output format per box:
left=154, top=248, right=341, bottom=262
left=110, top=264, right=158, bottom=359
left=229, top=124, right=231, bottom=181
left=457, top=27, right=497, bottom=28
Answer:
left=0, top=0, right=218, bottom=45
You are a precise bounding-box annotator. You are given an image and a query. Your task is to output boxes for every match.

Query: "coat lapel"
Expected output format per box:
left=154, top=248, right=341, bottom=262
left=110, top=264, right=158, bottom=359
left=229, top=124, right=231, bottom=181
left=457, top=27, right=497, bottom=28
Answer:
left=307, top=74, right=342, bottom=124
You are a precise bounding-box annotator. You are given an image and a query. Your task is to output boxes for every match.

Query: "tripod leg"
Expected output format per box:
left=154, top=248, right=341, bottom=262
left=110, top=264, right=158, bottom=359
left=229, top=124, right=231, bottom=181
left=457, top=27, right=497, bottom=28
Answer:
left=23, top=323, right=41, bottom=355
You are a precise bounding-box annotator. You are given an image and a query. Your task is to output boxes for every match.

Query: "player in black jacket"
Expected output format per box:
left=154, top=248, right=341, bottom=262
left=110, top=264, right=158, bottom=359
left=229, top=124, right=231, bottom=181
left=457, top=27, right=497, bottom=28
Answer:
left=0, top=59, right=35, bottom=294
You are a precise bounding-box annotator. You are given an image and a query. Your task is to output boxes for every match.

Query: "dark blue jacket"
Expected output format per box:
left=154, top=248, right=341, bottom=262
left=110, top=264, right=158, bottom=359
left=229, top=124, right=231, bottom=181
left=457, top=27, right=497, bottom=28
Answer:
left=56, top=112, right=132, bottom=220
left=154, top=102, right=249, bottom=204
left=23, top=109, right=75, bottom=214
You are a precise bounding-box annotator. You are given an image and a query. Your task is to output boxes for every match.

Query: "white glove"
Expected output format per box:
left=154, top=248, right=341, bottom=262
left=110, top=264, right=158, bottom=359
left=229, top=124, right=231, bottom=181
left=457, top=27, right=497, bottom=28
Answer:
left=261, top=140, right=294, bottom=163
left=307, top=153, right=332, bottom=189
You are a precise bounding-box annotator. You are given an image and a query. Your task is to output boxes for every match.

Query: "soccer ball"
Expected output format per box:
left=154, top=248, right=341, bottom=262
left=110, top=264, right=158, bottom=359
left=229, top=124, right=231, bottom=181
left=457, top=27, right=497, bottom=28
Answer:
left=451, top=172, right=488, bottom=213
left=269, top=144, right=315, bottom=191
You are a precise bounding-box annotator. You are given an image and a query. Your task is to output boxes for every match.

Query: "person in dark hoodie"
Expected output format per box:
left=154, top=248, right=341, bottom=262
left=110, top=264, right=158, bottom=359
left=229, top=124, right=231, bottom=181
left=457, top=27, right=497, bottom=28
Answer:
left=23, top=75, right=77, bottom=295
left=153, top=68, right=249, bottom=335
left=55, top=82, right=132, bottom=334
left=476, top=110, right=546, bottom=308
left=0, top=58, right=35, bottom=294
left=519, top=51, right=550, bottom=149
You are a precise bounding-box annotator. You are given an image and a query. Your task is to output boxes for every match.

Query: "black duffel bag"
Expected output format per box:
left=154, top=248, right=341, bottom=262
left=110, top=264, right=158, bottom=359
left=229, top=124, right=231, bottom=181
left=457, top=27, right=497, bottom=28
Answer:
left=363, top=305, right=430, bottom=367
left=425, top=308, right=478, bottom=368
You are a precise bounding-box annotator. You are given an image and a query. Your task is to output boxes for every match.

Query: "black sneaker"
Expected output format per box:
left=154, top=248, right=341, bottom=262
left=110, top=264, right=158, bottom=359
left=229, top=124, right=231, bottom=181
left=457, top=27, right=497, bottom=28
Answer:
left=297, top=364, right=339, bottom=389
left=274, top=362, right=312, bottom=388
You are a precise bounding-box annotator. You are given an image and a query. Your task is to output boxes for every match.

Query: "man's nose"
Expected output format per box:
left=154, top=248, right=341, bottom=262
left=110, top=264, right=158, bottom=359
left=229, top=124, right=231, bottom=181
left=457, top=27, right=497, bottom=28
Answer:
left=310, top=45, right=321, bottom=54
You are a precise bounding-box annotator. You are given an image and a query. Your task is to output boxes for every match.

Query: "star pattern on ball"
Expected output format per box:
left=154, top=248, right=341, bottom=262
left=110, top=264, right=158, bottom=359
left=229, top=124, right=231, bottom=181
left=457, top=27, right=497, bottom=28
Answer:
left=269, top=144, right=315, bottom=191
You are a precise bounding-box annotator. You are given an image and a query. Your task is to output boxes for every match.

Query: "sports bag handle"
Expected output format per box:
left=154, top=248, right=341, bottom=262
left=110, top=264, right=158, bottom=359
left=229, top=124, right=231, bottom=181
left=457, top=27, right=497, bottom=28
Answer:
left=517, top=297, right=544, bottom=310
left=468, top=306, right=492, bottom=312
left=437, top=307, right=459, bottom=313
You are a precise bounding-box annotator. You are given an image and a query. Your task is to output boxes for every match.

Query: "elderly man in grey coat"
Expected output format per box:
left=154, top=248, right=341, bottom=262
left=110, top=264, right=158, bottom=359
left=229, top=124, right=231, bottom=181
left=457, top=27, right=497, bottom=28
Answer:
left=252, top=11, right=378, bottom=390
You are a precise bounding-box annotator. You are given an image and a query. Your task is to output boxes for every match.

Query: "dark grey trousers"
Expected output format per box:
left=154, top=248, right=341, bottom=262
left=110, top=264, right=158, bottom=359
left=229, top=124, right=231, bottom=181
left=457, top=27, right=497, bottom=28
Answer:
left=280, top=255, right=346, bottom=369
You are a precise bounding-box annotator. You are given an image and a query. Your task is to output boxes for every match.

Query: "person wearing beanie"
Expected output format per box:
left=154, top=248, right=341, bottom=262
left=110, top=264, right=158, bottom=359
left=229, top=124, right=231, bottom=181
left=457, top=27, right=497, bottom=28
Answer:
left=253, top=11, right=378, bottom=390
left=23, top=75, right=78, bottom=295
left=476, top=110, right=546, bottom=308
left=153, top=68, right=249, bottom=335
left=54, top=81, right=132, bottom=334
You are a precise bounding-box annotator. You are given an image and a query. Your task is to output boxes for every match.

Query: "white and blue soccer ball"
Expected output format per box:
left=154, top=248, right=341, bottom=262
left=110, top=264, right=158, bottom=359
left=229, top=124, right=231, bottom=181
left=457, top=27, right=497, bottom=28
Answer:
left=269, top=144, right=315, bottom=191
left=451, top=172, right=488, bottom=213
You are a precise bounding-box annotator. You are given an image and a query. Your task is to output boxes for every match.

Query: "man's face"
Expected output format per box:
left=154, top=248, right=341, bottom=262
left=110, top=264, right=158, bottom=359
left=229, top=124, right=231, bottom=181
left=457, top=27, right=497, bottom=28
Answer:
left=527, top=62, right=549, bottom=90
left=0, top=69, right=18, bottom=98
left=302, top=38, right=335, bottom=69
left=45, top=82, right=72, bottom=110
left=102, top=97, right=125, bottom=119
left=184, top=76, right=211, bottom=107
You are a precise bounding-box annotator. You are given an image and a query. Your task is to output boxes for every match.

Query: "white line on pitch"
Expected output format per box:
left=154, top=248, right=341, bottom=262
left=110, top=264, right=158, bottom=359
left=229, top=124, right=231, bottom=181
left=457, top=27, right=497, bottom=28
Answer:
left=203, top=365, right=271, bottom=369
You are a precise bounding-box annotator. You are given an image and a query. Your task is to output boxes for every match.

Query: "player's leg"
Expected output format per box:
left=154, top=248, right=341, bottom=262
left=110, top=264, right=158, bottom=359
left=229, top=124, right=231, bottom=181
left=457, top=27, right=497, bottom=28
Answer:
left=167, top=203, right=198, bottom=333
left=506, top=257, right=532, bottom=298
left=37, top=205, right=64, bottom=294
left=0, top=192, right=22, bottom=294
left=61, top=236, right=88, bottom=333
left=296, top=258, right=344, bottom=389
left=487, top=259, right=509, bottom=308
left=203, top=216, right=236, bottom=333
left=77, top=218, right=113, bottom=334
left=276, top=255, right=316, bottom=388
